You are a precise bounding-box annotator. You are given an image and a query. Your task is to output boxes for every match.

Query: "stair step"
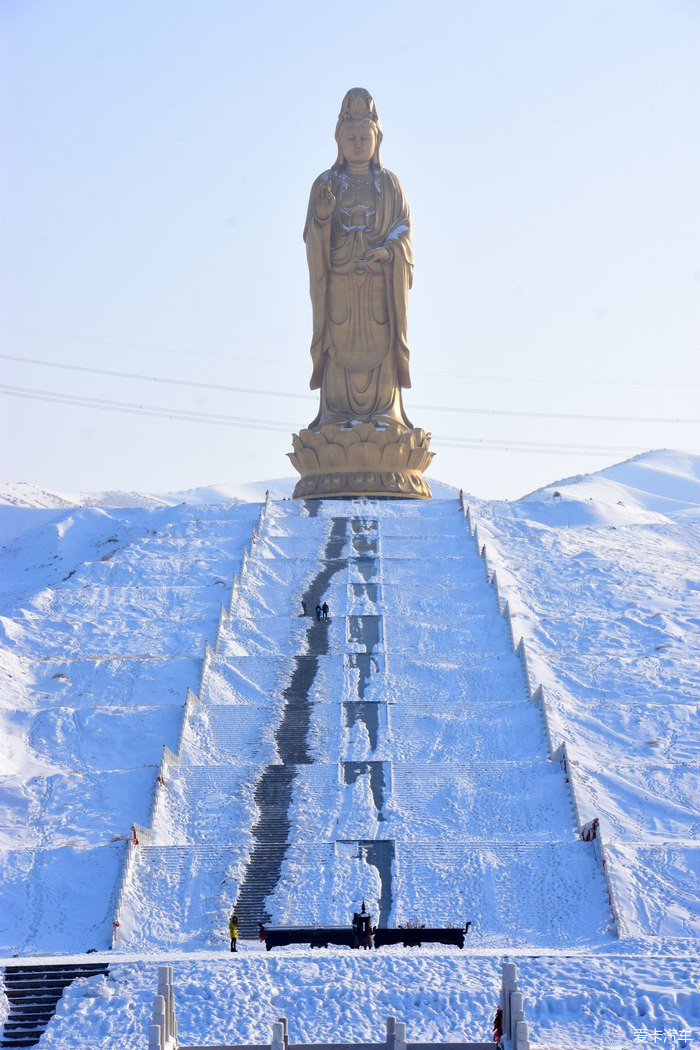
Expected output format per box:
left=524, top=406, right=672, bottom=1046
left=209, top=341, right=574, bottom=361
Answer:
left=1, top=964, right=108, bottom=1050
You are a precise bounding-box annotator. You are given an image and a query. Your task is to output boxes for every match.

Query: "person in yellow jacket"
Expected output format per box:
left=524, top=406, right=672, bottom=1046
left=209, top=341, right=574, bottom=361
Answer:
left=228, top=912, right=239, bottom=953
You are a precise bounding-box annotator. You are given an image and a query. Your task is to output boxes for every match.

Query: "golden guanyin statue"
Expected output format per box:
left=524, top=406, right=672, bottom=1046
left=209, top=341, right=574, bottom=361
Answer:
left=289, top=88, right=433, bottom=500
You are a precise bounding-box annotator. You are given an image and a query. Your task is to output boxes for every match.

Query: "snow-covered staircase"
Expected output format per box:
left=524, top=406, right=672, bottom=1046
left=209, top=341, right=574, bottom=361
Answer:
left=0, top=963, right=109, bottom=1048
left=116, top=498, right=611, bottom=950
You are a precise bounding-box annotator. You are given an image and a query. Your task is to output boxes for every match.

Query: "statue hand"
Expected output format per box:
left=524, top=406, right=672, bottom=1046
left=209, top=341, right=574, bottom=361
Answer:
left=315, top=180, right=336, bottom=221
left=359, top=247, right=391, bottom=265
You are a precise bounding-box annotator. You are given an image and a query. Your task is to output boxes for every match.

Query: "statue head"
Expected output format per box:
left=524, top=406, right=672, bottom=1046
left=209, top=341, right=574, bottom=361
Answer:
left=333, top=87, right=383, bottom=172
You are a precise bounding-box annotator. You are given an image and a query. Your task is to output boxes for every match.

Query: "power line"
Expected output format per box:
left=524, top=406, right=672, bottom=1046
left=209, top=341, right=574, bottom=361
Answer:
left=437, top=435, right=658, bottom=454
left=1, top=385, right=296, bottom=432
left=415, top=401, right=699, bottom=425
left=3, top=354, right=698, bottom=426
left=5, top=384, right=695, bottom=459
left=0, top=325, right=293, bottom=368
left=2, top=328, right=697, bottom=389
left=412, top=367, right=700, bottom=389
left=0, top=354, right=315, bottom=402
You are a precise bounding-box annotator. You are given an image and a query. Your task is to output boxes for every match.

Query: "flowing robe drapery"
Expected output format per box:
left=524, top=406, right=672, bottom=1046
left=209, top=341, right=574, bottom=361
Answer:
left=304, top=167, right=414, bottom=428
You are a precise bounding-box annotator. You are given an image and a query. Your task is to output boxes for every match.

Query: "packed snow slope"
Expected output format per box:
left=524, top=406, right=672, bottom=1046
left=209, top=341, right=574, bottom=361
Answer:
left=0, top=452, right=698, bottom=1050
left=0, top=492, right=260, bottom=952
left=472, top=450, right=700, bottom=942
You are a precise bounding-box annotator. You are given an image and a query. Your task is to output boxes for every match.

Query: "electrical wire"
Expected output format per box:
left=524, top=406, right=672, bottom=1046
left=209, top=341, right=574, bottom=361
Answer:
left=0, top=353, right=315, bottom=402
left=5, top=384, right=696, bottom=458
left=1, top=325, right=697, bottom=389
left=2, top=354, right=697, bottom=425
left=1, top=385, right=296, bottom=432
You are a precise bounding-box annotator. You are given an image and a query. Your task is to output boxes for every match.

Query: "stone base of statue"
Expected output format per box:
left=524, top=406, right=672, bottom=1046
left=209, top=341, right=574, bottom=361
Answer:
left=289, top=422, right=433, bottom=500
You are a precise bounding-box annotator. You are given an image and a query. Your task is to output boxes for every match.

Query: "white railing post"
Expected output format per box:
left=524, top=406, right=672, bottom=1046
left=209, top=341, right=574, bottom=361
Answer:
left=150, top=967, right=178, bottom=1049
left=500, top=951, right=531, bottom=1049
left=170, top=965, right=178, bottom=1046
left=501, top=962, right=517, bottom=1044
left=215, top=603, right=229, bottom=649
left=152, top=995, right=166, bottom=1050
left=509, top=990, right=525, bottom=1045
left=592, top=833, right=624, bottom=937
left=132, top=822, right=153, bottom=845
left=156, top=974, right=170, bottom=1045
left=175, top=688, right=198, bottom=757
left=229, top=575, right=240, bottom=616
left=515, top=638, right=532, bottom=697
left=532, top=684, right=557, bottom=758
left=111, top=837, right=139, bottom=948
left=515, top=1019, right=530, bottom=1050
left=158, top=965, right=178, bottom=1046
left=271, top=1021, right=285, bottom=1050
left=491, top=570, right=502, bottom=613
left=501, top=599, right=518, bottom=651
left=163, top=744, right=180, bottom=767
left=198, top=641, right=213, bottom=697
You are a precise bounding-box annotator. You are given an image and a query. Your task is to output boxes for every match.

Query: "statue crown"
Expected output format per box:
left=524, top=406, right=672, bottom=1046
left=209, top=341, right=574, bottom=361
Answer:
left=338, top=87, right=379, bottom=125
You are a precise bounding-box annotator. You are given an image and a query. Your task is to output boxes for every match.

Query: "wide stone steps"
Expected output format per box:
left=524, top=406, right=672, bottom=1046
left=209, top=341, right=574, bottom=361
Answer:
left=229, top=519, right=351, bottom=938
left=203, top=704, right=343, bottom=762
left=388, top=761, right=576, bottom=839
left=385, top=702, right=547, bottom=761
left=124, top=843, right=335, bottom=948
left=123, top=841, right=609, bottom=946
left=205, top=652, right=526, bottom=702
left=114, top=500, right=613, bottom=951
left=0, top=964, right=108, bottom=1049
left=155, top=758, right=575, bottom=846
left=384, top=618, right=512, bottom=656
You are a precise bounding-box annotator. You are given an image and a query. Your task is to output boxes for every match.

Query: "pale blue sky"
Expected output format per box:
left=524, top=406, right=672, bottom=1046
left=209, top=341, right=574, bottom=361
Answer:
left=2, top=0, right=699, bottom=498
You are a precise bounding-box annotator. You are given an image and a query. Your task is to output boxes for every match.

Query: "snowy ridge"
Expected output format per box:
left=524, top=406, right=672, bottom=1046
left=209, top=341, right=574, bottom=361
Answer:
left=466, top=504, right=624, bottom=936
left=469, top=450, right=700, bottom=944
left=0, top=479, right=291, bottom=511
left=520, top=450, right=700, bottom=519
left=0, top=477, right=459, bottom=514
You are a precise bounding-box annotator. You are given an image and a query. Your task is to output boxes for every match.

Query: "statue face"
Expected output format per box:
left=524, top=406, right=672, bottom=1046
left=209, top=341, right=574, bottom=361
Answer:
left=338, top=121, right=377, bottom=166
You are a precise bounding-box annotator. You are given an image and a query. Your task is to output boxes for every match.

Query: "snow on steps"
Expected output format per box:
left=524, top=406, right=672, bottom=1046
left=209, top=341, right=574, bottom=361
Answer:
left=118, top=839, right=609, bottom=950
left=0, top=963, right=109, bottom=1049
left=152, top=760, right=580, bottom=844
left=465, top=503, right=625, bottom=935
left=112, top=498, right=613, bottom=953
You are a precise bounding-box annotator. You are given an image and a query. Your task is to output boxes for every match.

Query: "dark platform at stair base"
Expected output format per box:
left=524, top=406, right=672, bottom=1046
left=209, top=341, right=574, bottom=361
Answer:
left=264, top=925, right=471, bottom=951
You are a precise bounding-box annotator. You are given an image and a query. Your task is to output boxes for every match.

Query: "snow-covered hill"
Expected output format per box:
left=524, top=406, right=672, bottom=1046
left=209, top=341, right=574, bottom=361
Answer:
left=521, top=449, right=700, bottom=519
left=0, top=477, right=460, bottom=513
left=471, top=450, right=700, bottom=942
left=0, top=451, right=698, bottom=1048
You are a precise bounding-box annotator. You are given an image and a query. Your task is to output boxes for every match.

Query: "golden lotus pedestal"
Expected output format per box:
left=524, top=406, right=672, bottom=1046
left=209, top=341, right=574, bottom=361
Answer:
left=289, top=422, right=433, bottom=500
